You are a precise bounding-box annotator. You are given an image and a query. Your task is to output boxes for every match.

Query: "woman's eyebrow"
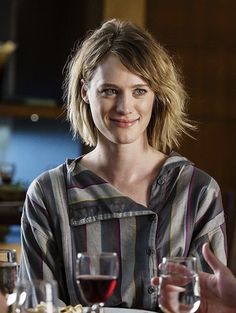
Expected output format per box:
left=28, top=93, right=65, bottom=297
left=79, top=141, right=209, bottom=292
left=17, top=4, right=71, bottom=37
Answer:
left=98, top=83, right=118, bottom=88
left=98, top=83, right=149, bottom=88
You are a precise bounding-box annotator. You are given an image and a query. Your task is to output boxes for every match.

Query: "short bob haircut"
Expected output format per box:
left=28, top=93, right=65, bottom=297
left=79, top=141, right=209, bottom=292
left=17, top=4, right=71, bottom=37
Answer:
left=64, top=19, right=194, bottom=153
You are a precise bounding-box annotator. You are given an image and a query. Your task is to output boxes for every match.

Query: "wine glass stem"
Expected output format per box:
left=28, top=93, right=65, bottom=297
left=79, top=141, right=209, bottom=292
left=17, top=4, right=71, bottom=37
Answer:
left=98, top=302, right=104, bottom=313
left=89, top=303, right=104, bottom=313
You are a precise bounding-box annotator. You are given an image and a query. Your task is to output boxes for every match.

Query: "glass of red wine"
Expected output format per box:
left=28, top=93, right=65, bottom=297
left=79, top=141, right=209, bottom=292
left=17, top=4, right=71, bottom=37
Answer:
left=76, top=252, right=119, bottom=313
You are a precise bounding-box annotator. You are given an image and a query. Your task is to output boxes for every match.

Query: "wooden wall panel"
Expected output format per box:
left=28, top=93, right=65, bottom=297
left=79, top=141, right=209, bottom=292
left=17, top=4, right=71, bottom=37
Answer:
left=103, top=0, right=146, bottom=27
left=180, top=49, right=236, bottom=118
left=146, top=0, right=236, bottom=272
left=146, top=0, right=236, bottom=48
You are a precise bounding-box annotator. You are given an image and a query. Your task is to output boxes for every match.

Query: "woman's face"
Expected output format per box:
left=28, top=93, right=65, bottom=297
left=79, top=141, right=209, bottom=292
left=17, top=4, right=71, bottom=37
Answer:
left=81, top=55, right=155, bottom=147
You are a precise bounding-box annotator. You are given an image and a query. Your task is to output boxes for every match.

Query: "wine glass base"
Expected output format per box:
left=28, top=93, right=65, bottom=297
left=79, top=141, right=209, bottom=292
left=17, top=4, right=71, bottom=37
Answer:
left=84, top=304, right=104, bottom=313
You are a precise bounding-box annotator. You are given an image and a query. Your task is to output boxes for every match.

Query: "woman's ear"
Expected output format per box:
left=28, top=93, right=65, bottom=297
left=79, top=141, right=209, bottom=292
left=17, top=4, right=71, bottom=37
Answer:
left=81, top=79, right=89, bottom=104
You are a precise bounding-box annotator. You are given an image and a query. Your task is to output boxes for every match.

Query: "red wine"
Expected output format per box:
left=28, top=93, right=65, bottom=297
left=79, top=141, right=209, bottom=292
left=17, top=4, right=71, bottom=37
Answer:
left=77, top=275, right=117, bottom=304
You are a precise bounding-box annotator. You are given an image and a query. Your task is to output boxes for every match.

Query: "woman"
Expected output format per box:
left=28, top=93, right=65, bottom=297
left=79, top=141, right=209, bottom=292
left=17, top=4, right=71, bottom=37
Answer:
left=19, top=19, right=227, bottom=311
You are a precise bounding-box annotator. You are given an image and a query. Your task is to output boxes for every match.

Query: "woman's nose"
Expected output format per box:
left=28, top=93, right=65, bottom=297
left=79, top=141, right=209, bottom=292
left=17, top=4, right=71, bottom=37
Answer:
left=116, top=93, right=132, bottom=114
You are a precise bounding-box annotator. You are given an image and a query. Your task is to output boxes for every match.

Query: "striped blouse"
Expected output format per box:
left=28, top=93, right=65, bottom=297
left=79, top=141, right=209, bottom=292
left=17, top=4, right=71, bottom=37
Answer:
left=19, top=151, right=227, bottom=311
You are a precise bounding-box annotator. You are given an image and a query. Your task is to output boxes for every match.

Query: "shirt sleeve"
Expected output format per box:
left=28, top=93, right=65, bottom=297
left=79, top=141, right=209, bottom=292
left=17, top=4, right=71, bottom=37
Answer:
left=19, top=178, right=69, bottom=305
left=189, top=177, right=227, bottom=271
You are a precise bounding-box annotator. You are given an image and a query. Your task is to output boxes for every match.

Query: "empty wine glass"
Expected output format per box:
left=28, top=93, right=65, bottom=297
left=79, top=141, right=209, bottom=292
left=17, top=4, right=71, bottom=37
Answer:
left=14, top=280, right=59, bottom=313
left=158, top=257, right=200, bottom=313
left=76, top=252, right=119, bottom=313
left=0, top=162, right=15, bottom=184
left=0, top=249, right=18, bottom=304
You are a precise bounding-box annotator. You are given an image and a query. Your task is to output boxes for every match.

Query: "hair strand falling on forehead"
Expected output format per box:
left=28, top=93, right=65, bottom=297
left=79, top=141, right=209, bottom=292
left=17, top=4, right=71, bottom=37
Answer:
left=63, top=19, right=195, bottom=154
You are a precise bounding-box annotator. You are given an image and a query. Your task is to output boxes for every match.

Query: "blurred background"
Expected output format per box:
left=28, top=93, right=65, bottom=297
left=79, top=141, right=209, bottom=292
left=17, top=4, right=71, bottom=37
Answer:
left=0, top=0, right=235, bottom=272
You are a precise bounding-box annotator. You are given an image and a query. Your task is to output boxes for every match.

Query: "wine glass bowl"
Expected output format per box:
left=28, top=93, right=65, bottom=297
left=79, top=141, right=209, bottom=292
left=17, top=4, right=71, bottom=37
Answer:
left=0, top=249, right=18, bottom=296
left=158, top=257, right=200, bottom=313
left=14, top=280, right=59, bottom=313
left=0, top=162, right=15, bottom=185
left=76, top=252, right=119, bottom=312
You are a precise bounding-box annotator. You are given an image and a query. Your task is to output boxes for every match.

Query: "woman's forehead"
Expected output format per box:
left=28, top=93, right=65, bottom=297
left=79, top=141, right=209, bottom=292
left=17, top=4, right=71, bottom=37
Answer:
left=89, top=55, right=148, bottom=87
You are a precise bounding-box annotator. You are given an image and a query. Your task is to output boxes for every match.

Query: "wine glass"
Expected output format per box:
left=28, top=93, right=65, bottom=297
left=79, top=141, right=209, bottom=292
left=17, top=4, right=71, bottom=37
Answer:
left=14, top=280, right=59, bottom=313
left=158, top=257, right=200, bottom=313
left=0, top=249, right=18, bottom=306
left=0, top=162, right=15, bottom=184
left=76, top=252, right=119, bottom=313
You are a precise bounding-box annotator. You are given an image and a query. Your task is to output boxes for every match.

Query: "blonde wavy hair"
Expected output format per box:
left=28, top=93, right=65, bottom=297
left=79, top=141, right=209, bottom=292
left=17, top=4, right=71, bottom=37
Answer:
left=63, top=19, right=194, bottom=153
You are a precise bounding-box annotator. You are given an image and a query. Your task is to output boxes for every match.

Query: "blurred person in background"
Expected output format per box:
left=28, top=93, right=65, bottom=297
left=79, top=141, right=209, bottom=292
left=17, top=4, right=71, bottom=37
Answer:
left=19, top=19, right=227, bottom=310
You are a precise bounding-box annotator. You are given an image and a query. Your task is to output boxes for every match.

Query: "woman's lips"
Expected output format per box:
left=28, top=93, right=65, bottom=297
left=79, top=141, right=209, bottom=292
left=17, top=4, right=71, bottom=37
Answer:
left=110, top=118, right=139, bottom=128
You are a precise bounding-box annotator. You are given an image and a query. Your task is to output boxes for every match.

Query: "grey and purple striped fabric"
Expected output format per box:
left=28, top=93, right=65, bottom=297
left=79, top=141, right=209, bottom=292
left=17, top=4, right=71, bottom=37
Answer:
left=19, top=151, right=227, bottom=311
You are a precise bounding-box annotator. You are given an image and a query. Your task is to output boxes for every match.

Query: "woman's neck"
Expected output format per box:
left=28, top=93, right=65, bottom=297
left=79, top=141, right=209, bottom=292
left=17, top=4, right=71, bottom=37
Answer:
left=81, top=141, right=166, bottom=185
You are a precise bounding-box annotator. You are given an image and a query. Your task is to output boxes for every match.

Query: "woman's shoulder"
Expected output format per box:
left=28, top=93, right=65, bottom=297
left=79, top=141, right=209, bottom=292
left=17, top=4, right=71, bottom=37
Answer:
left=164, top=151, right=220, bottom=189
left=31, top=157, right=83, bottom=182
left=26, top=159, right=74, bottom=194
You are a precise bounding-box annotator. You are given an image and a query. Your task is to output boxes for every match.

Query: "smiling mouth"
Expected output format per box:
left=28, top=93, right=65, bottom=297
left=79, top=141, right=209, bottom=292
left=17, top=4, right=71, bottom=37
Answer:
left=110, top=118, right=139, bottom=127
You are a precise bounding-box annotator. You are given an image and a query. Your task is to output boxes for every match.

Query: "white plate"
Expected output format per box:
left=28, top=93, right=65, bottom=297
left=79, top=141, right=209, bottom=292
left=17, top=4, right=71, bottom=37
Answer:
left=103, top=308, right=153, bottom=313
left=81, top=307, right=154, bottom=313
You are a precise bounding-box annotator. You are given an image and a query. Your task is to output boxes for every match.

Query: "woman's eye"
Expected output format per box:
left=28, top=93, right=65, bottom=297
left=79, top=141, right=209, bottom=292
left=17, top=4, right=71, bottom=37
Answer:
left=134, top=88, right=147, bottom=96
left=101, top=88, right=118, bottom=96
